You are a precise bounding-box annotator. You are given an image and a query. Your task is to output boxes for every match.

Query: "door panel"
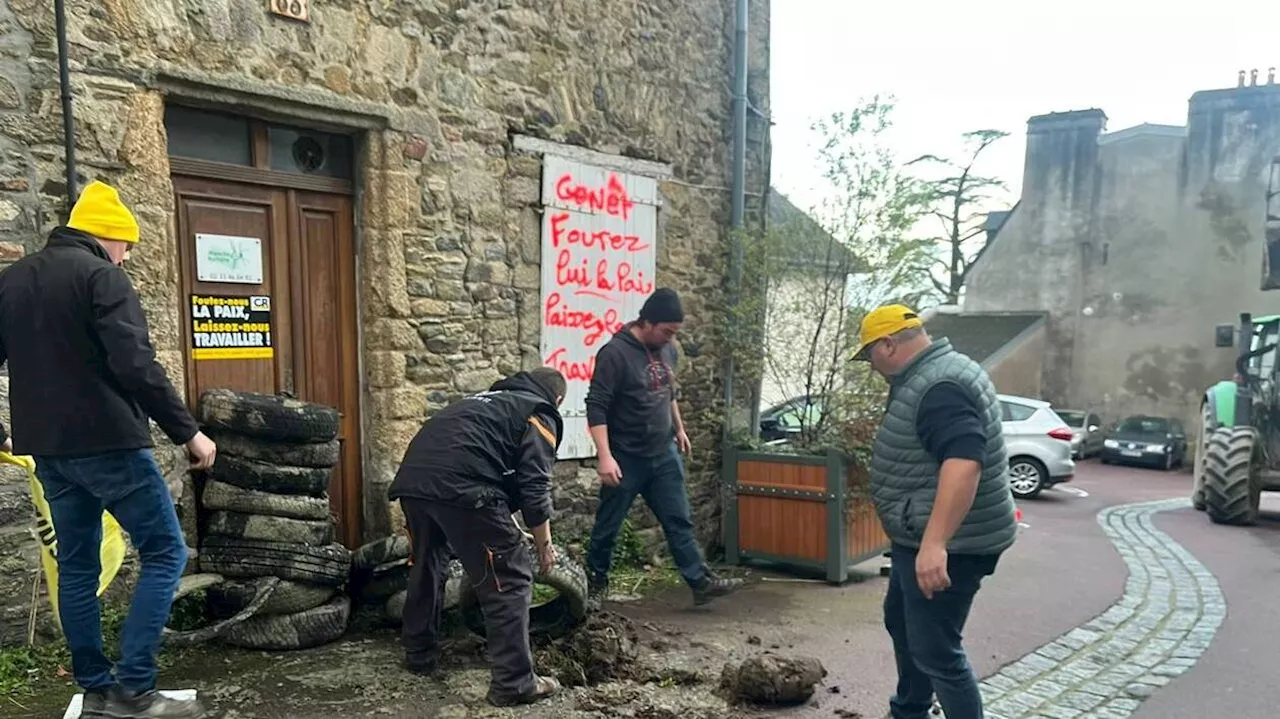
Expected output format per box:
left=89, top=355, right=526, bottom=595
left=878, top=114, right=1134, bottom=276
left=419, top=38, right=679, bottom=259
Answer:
left=174, top=180, right=294, bottom=407
left=289, top=190, right=362, bottom=548
left=174, top=177, right=363, bottom=547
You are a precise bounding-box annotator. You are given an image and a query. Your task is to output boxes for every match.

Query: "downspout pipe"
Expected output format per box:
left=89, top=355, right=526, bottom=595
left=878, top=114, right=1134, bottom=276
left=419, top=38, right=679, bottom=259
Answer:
left=55, top=0, right=78, bottom=202
left=723, top=0, right=748, bottom=441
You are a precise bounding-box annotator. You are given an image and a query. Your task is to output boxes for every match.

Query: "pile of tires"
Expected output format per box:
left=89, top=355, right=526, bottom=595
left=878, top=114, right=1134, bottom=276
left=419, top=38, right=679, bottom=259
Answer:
left=350, top=535, right=466, bottom=622
left=194, top=389, right=354, bottom=651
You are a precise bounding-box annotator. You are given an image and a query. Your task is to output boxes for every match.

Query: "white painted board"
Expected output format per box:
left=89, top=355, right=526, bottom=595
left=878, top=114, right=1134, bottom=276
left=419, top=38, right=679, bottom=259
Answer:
left=539, top=155, right=659, bottom=460
left=195, top=233, right=264, bottom=285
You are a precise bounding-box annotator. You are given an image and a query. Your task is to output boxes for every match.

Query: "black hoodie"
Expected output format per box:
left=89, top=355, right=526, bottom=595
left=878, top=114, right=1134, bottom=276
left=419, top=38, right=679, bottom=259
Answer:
left=388, top=372, right=564, bottom=528
left=584, top=325, right=680, bottom=458
left=0, top=227, right=199, bottom=455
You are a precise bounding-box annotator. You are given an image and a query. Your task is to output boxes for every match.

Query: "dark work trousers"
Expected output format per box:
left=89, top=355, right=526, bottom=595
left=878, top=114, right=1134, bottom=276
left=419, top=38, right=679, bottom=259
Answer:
left=586, top=442, right=707, bottom=587
left=401, top=497, right=535, bottom=699
left=884, top=543, right=1000, bottom=719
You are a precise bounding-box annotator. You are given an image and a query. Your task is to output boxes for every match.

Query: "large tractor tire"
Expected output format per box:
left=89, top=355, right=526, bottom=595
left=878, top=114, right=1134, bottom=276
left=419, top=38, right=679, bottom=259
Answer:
left=198, top=388, right=339, bottom=444
left=1191, top=402, right=1214, bottom=511
left=459, top=542, right=589, bottom=639
left=199, top=537, right=352, bottom=587
left=219, top=595, right=352, bottom=651
left=1203, top=426, right=1263, bottom=526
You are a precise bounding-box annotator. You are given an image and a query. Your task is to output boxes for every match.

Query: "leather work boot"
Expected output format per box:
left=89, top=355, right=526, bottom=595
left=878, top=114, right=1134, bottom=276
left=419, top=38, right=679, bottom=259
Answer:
left=486, top=674, right=562, bottom=707
left=79, top=690, right=109, bottom=718
left=692, top=573, right=744, bottom=606
left=100, top=688, right=207, bottom=718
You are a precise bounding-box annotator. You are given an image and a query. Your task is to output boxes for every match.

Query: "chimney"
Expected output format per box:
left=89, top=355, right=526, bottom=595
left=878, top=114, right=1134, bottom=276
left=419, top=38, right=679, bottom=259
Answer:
left=1021, top=109, right=1107, bottom=203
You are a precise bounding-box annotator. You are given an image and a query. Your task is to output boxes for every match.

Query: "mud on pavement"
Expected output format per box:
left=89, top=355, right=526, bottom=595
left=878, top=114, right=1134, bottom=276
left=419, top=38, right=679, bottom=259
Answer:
left=18, top=604, right=801, bottom=719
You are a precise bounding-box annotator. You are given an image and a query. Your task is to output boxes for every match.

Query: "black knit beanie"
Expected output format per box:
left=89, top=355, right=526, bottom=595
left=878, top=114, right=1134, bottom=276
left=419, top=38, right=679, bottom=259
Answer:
left=639, top=288, right=684, bottom=323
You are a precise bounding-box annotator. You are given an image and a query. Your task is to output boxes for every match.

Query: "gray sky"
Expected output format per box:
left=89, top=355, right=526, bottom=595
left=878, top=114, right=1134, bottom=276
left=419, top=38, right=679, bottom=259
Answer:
left=770, top=0, right=1280, bottom=215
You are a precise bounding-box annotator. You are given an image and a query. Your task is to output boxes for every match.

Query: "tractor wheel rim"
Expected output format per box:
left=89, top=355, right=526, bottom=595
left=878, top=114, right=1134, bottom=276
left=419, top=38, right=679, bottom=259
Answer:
left=1010, top=464, right=1039, bottom=493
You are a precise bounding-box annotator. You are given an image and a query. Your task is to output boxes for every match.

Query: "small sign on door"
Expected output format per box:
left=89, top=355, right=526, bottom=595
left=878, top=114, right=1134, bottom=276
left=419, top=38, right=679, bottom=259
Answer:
left=190, top=294, right=274, bottom=361
left=195, top=233, right=264, bottom=285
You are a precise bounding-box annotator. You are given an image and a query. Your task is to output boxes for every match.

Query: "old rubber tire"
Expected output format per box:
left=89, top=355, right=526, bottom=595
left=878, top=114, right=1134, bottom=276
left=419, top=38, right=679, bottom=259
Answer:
left=352, top=535, right=411, bottom=572
left=199, top=537, right=351, bottom=588
left=208, top=430, right=341, bottom=469
left=220, top=594, right=352, bottom=651
left=204, top=510, right=334, bottom=546
left=198, top=388, right=339, bottom=444
left=1008, top=457, right=1046, bottom=499
left=357, top=560, right=411, bottom=603
left=208, top=454, right=332, bottom=497
left=383, top=561, right=466, bottom=622
left=1203, top=426, right=1263, bottom=526
left=209, top=577, right=337, bottom=618
left=203, top=481, right=331, bottom=521
left=459, top=542, right=589, bottom=639
left=162, top=575, right=282, bottom=647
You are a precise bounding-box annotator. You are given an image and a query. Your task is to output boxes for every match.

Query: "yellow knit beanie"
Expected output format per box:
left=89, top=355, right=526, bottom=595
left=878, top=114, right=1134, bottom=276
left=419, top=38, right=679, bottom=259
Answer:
left=67, top=180, right=140, bottom=244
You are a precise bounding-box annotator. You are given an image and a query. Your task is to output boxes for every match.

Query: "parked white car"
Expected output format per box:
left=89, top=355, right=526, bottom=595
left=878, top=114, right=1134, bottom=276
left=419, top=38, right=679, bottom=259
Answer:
left=998, top=394, right=1076, bottom=499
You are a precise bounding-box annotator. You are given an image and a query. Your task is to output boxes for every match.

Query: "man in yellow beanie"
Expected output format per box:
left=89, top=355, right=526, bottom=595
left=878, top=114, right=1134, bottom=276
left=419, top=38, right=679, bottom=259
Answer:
left=0, top=180, right=215, bottom=718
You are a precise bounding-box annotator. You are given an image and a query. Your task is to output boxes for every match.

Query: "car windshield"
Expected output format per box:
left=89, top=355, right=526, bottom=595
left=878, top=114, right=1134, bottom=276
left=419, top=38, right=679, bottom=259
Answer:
left=1057, top=411, right=1085, bottom=427
left=1117, top=417, right=1169, bottom=434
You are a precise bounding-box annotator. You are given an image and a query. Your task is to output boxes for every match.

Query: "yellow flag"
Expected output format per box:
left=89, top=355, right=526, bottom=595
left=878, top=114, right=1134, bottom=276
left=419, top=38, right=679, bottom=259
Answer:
left=2, top=452, right=127, bottom=624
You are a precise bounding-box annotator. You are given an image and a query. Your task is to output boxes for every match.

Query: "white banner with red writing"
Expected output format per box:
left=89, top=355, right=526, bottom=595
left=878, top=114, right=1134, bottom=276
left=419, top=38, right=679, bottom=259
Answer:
left=540, top=155, right=659, bottom=459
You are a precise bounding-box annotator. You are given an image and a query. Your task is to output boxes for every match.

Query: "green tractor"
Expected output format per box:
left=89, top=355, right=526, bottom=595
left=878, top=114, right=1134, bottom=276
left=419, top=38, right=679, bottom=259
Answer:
left=1192, top=154, right=1280, bottom=524
left=1192, top=313, right=1280, bottom=524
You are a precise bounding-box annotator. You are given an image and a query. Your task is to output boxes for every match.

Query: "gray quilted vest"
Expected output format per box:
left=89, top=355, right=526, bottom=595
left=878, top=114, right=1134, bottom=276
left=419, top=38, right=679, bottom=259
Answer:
left=869, top=338, right=1017, bottom=555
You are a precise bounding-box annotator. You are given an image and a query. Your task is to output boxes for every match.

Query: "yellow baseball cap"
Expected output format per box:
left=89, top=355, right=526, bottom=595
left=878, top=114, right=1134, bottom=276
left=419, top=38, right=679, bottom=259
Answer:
left=67, top=180, right=140, bottom=244
left=853, top=304, right=923, bottom=360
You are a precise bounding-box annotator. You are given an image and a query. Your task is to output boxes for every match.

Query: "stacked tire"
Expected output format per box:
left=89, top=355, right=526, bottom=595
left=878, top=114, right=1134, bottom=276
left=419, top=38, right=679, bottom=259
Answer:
left=350, top=535, right=466, bottom=623
left=194, top=389, right=354, bottom=651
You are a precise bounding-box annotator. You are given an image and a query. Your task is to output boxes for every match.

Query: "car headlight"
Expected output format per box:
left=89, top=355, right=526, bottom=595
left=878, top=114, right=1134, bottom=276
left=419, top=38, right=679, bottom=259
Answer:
left=1104, top=439, right=1119, bottom=448
left=1146, top=443, right=1166, bottom=452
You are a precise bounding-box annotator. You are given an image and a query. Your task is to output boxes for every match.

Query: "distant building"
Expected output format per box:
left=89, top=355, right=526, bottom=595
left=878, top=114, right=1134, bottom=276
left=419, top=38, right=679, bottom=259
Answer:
left=962, top=79, right=1280, bottom=430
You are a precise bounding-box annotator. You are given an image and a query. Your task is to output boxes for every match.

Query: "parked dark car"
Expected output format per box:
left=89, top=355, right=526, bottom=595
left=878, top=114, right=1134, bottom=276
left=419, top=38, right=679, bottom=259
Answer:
left=758, top=395, right=825, bottom=444
left=1100, top=415, right=1188, bottom=470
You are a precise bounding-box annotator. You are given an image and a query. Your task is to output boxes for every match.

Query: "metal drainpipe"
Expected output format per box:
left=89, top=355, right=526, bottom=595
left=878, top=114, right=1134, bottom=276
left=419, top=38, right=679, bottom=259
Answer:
left=55, top=0, right=78, bottom=202
left=723, top=0, right=748, bottom=441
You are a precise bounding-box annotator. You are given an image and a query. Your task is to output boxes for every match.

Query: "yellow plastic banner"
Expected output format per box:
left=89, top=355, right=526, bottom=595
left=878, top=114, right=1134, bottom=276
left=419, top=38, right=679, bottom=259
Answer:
left=1, top=452, right=127, bottom=624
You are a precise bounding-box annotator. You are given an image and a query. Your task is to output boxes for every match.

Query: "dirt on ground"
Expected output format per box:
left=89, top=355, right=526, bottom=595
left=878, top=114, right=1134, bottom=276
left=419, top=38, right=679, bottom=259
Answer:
left=13, top=580, right=838, bottom=719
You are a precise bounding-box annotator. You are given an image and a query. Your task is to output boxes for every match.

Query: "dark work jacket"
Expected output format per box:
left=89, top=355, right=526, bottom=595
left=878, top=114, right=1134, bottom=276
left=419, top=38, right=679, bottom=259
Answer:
left=388, top=372, right=564, bottom=529
left=0, top=228, right=200, bottom=456
left=584, top=325, right=679, bottom=458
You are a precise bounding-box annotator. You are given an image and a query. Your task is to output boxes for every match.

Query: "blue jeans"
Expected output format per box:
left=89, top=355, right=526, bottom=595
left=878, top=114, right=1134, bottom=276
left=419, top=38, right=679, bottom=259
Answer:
left=586, top=443, right=708, bottom=586
left=35, top=449, right=188, bottom=694
left=885, top=543, right=999, bottom=719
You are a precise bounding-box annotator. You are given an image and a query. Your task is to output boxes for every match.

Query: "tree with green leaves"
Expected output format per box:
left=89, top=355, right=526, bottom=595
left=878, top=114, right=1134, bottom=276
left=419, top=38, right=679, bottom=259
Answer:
left=908, top=130, right=1009, bottom=305
left=717, top=96, right=932, bottom=447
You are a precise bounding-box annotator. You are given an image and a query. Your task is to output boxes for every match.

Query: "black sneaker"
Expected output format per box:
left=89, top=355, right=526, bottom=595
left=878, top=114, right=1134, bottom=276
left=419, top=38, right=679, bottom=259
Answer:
left=80, top=690, right=110, bottom=718
left=691, top=573, right=744, bottom=606
left=587, top=575, right=609, bottom=611
left=101, top=688, right=207, bottom=718
left=403, top=655, right=438, bottom=677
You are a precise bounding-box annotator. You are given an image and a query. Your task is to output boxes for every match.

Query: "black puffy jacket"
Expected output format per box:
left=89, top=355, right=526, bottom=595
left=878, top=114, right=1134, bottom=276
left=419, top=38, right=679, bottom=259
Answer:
left=388, top=372, right=563, bottom=528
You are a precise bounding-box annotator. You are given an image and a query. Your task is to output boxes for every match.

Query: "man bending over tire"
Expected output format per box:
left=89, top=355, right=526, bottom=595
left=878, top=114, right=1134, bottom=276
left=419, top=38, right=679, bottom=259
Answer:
left=0, top=181, right=217, bottom=719
left=584, top=288, right=743, bottom=608
left=388, top=368, right=567, bottom=707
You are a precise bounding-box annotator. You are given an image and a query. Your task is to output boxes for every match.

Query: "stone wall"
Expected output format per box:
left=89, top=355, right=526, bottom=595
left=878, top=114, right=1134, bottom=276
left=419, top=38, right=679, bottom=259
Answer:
left=0, top=0, right=771, bottom=643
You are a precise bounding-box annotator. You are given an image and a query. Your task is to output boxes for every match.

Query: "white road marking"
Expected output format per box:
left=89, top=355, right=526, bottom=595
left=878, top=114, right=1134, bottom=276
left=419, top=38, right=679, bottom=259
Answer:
left=1058, top=486, right=1090, bottom=498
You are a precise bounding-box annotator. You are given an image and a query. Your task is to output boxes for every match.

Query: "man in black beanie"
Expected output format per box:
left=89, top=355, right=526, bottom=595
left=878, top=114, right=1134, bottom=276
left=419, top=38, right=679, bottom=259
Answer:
left=583, top=288, right=743, bottom=607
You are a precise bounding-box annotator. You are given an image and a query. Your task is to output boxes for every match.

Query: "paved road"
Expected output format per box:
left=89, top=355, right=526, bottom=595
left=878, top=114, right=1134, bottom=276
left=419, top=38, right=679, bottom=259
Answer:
left=627, top=459, right=1280, bottom=718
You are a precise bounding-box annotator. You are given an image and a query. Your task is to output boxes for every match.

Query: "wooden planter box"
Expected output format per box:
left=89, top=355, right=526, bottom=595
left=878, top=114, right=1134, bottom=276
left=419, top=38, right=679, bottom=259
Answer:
left=722, top=447, right=889, bottom=584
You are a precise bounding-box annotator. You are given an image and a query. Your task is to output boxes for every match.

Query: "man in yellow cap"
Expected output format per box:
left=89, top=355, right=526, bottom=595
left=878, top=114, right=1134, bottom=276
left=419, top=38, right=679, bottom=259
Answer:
left=854, top=304, right=1016, bottom=719
left=0, top=180, right=215, bottom=718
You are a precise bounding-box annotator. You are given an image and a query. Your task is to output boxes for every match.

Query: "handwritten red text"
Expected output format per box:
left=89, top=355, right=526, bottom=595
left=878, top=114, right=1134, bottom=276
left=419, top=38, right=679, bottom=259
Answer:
left=549, top=212, right=649, bottom=253
left=545, top=347, right=597, bottom=381
left=544, top=291, right=621, bottom=347
left=554, top=173, right=636, bottom=220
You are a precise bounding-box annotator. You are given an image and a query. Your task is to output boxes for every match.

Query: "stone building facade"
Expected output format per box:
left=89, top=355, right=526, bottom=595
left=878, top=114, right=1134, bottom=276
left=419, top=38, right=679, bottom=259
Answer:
left=0, top=0, right=771, bottom=641
left=965, top=79, right=1280, bottom=431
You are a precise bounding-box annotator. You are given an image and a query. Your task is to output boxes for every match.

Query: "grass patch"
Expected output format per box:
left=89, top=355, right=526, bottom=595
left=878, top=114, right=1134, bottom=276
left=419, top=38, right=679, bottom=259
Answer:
left=1, top=592, right=212, bottom=699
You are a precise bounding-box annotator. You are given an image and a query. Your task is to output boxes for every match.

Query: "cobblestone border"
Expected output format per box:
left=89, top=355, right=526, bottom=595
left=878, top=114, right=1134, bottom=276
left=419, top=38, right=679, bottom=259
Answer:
left=981, top=497, right=1224, bottom=719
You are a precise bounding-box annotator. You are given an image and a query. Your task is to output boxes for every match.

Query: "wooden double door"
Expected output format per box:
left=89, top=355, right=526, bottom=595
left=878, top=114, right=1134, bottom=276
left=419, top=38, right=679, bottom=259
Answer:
left=173, top=176, right=362, bottom=547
